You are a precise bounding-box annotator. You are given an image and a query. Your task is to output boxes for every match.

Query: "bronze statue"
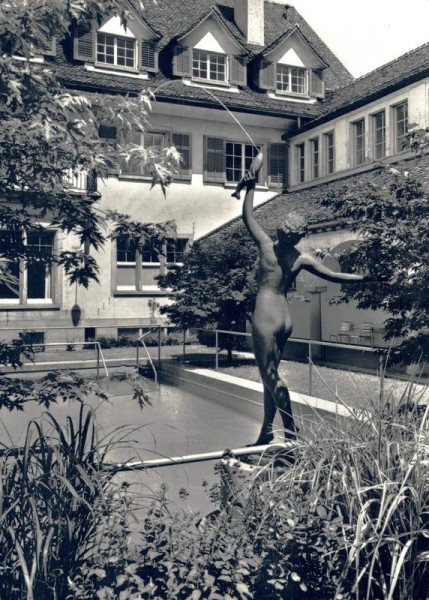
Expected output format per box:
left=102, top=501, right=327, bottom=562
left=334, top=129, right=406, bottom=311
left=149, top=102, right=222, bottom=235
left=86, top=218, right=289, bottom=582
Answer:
left=233, top=153, right=364, bottom=446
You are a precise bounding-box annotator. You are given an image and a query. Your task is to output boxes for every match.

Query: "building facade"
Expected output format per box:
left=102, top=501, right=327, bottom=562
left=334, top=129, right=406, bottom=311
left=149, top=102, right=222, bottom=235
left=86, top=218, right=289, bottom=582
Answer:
left=2, top=0, right=428, bottom=348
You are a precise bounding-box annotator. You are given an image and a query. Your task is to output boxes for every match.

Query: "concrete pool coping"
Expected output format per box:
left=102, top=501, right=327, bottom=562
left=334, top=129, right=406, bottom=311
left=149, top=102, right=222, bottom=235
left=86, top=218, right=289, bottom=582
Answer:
left=160, top=361, right=360, bottom=431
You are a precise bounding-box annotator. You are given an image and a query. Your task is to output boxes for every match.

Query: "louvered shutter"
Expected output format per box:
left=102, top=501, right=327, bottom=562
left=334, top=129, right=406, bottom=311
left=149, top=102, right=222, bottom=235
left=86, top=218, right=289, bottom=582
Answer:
left=73, top=27, right=95, bottom=62
left=203, top=136, right=225, bottom=184
left=259, top=59, right=275, bottom=91
left=140, top=40, right=157, bottom=72
left=268, top=143, right=288, bottom=188
left=310, top=69, right=325, bottom=98
left=173, top=45, right=191, bottom=77
left=230, top=55, right=247, bottom=86
left=172, top=133, right=192, bottom=181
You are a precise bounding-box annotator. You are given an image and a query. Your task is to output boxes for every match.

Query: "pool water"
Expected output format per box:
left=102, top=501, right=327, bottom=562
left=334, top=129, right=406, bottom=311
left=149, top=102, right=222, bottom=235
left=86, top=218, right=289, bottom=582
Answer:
left=0, top=378, right=262, bottom=517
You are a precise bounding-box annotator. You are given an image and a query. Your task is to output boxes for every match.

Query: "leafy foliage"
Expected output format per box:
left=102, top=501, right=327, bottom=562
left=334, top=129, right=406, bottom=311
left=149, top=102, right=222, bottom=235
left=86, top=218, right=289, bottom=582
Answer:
left=158, top=227, right=258, bottom=357
left=0, top=0, right=180, bottom=290
left=322, top=161, right=429, bottom=364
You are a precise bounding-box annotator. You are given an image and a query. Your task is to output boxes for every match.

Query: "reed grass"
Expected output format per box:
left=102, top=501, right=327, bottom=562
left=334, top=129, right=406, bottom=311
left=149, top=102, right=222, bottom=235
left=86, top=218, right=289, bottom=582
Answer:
left=0, top=403, right=135, bottom=599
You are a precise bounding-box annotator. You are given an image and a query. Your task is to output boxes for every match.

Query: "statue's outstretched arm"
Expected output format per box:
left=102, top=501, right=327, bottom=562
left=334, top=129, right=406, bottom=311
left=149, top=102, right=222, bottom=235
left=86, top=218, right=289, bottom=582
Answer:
left=292, top=254, right=364, bottom=284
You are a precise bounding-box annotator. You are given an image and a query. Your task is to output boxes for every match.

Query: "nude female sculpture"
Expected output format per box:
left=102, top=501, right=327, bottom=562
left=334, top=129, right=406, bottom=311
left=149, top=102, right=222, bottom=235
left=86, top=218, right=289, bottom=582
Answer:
left=233, top=153, right=364, bottom=445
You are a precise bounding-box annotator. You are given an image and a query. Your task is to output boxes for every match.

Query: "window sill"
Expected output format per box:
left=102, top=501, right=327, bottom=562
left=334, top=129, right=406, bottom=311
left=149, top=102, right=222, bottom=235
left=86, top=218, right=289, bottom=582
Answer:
left=224, top=182, right=269, bottom=192
left=114, top=290, right=169, bottom=297
left=118, top=173, right=152, bottom=181
left=183, top=79, right=239, bottom=93
left=85, top=64, right=150, bottom=80
left=0, top=304, right=60, bottom=311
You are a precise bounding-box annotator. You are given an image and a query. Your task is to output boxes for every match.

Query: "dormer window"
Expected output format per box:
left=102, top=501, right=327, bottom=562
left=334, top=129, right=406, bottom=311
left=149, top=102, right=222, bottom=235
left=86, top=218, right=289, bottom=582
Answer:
left=73, top=13, right=159, bottom=75
left=173, top=9, right=247, bottom=87
left=96, top=34, right=136, bottom=68
left=192, top=50, right=227, bottom=82
left=276, top=65, right=307, bottom=95
left=257, top=27, right=327, bottom=100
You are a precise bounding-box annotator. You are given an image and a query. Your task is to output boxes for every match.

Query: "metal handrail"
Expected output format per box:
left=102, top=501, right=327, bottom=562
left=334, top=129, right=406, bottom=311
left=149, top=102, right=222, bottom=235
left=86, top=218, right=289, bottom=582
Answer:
left=136, top=326, right=160, bottom=384
left=0, top=341, right=109, bottom=380
left=105, top=441, right=294, bottom=471
left=184, top=327, right=390, bottom=397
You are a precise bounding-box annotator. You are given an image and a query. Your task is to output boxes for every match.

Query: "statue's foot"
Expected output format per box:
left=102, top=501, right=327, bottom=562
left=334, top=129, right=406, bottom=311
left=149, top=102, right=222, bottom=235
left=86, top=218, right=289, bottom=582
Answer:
left=246, top=433, right=274, bottom=447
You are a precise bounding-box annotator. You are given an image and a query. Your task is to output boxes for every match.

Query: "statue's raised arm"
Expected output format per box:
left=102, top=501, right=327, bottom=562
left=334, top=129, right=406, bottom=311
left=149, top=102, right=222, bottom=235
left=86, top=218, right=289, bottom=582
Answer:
left=231, top=152, right=271, bottom=248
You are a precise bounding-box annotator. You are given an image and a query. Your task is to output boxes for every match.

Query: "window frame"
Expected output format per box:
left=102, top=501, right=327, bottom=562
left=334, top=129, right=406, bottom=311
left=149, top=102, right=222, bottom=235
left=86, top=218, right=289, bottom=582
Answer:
left=120, top=130, right=168, bottom=177
left=276, top=64, right=308, bottom=96
left=324, top=131, right=335, bottom=175
left=0, top=229, right=56, bottom=305
left=192, top=49, right=228, bottom=84
left=372, top=110, right=386, bottom=160
left=352, top=118, right=366, bottom=166
left=296, top=143, right=305, bottom=184
left=310, top=137, right=320, bottom=179
left=115, top=236, right=189, bottom=292
left=225, top=141, right=263, bottom=184
left=392, top=100, right=408, bottom=154
left=96, top=33, right=137, bottom=71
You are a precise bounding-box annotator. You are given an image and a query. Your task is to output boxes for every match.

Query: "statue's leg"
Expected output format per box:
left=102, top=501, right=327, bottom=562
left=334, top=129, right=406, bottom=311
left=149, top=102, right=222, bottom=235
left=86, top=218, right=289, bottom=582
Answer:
left=273, top=377, right=297, bottom=440
left=253, top=385, right=276, bottom=445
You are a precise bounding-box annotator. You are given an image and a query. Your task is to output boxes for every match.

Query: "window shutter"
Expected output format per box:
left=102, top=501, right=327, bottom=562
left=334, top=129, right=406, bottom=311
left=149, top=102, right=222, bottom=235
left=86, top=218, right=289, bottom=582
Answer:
left=173, top=45, right=191, bottom=77
left=259, top=60, right=275, bottom=91
left=140, top=40, right=157, bottom=72
left=268, top=143, right=288, bottom=188
left=203, top=136, right=225, bottom=184
left=73, top=27, right=95, bottom=62
left=172, top=133, right=192, bottom=181
left=230, top=55, right=247, bottom=86
left=310, top=69, right=325, bottom=98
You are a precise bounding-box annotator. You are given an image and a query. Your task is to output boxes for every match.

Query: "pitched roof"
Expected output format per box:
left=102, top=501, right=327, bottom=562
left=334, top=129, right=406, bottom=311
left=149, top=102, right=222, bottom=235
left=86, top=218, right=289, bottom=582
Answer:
left=201, top=152, right=429, bottom=245
left=56, top=63, right=322, bottom=118
left=305, top=41, right=429, bottom=130
left=136, top=1, right=353, bottom=90
left=262, top=24, right=328, bottom=68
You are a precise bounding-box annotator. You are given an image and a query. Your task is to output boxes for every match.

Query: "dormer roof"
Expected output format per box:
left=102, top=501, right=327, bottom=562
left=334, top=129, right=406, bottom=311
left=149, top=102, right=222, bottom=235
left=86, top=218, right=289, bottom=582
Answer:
left=123, top=0, right=161, bottom=39
left=261, top=25, right=328, bottom=69
left=176, top=5, right=249, bottom=55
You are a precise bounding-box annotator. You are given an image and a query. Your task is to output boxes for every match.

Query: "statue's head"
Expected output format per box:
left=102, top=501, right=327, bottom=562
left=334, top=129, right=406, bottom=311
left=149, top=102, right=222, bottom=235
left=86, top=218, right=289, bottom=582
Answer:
left=276, top=213, right=308, bottom=248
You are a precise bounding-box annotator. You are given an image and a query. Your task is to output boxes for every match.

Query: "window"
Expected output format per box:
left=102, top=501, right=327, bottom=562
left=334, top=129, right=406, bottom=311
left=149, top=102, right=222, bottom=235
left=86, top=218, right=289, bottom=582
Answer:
left=372, top=111, right=386, bottom=159
left=276, top=65, right=307, bottom=95
left=96, top=34, right=136, bottom=68
left=225, top=142, right=262, bottom=183
left=166, top=238, right=187, bottom=263
left=393, top=101, right=408, bottom=153
left=121, top=131, right=166, bottom=176
left=0, top=231, right=54, bottom=304
left=310, top=138, right=319, bottom=179
left=324, top=131, right=335, bottom=175
left=296, top=143, right=305, bottom=183
left=116, top=236, right=188, bottom=291
left=192, top=50, right=226, bottom=82
left=353, top=119, right=365, bottom=166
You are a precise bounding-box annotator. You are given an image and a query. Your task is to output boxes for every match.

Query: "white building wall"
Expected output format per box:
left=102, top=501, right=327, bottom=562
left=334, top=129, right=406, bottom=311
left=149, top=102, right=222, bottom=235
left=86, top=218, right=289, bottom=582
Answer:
left=289, top=77, right=429, bottom=186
